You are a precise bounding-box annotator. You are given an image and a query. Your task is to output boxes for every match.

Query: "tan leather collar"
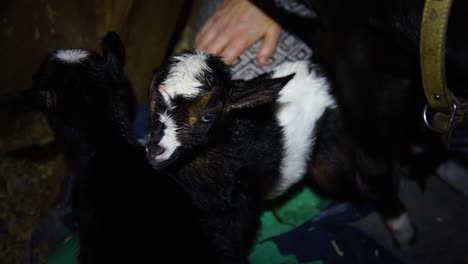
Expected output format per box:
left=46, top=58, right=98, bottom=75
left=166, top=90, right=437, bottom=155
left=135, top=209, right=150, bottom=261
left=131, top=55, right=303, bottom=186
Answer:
left=420, top=0, right=456, bottom=114
left=420, top=0, right=466, bottom=135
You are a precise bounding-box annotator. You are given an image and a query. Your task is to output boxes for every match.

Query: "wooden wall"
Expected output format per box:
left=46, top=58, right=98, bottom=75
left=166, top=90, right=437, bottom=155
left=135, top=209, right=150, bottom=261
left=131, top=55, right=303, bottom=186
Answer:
left=0, top=0, right=186, bottom=103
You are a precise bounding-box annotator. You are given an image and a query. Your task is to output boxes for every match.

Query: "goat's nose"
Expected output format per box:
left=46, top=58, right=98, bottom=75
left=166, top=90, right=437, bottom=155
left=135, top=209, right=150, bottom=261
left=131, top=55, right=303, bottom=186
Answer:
left=153, top=145, right=165, bottom=156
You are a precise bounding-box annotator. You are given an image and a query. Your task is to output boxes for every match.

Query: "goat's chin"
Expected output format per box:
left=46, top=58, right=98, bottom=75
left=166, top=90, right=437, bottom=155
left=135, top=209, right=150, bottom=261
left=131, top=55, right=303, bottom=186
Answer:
left=147, top=158, right=172, bottom=170
left=147, top=153, right=180, bottom=171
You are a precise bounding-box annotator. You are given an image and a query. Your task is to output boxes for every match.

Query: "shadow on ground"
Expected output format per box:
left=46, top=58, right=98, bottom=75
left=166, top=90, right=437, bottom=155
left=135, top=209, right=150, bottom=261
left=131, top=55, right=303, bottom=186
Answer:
left=355, top=175, right=468, bottom=264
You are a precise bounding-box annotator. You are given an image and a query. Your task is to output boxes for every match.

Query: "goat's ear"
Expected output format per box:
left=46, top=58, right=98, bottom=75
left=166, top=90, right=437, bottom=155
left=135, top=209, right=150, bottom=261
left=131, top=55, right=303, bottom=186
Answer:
left=228, top=73, right=295, bottom=110
left=101, top=31, right=126, bottom=79
left=0, top=89, right=54, bottom=114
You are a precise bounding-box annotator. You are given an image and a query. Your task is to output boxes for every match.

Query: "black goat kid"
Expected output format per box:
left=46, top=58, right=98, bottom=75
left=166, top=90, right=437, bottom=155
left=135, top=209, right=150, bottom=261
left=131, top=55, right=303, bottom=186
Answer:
left=2, top=33, right=214, bottom=263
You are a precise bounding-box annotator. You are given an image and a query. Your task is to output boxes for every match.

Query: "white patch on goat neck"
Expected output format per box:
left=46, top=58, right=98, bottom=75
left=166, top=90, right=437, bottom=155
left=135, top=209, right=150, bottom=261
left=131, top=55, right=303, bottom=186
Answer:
left=267, top=61, right=336, bottom=199
left=160, top=51, right=209, bottom=103
left=154, top=111, right=181, bottom=162
left=55, top=49, right=89, bottom=63
left=387, top=213, right=415, bottom=246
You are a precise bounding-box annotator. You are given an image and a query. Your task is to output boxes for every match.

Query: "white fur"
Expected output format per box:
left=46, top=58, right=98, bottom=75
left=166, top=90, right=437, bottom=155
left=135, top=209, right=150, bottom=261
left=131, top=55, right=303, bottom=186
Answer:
left=387, top=213, right=415, bottom=246
left=55, top=49, right=89, bottom=63
left=160, top=51, right=209, bottom=103
left=153, top=111, right=181, bottom=162
left=267, top=61, right=336, bottom=199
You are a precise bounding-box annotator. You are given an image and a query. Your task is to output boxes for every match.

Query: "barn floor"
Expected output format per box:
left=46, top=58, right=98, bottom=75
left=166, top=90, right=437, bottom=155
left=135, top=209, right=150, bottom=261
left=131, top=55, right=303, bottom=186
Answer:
left=23, top=160, right=468, bottom=264
left=354, top=174, right=468, bottom=264
left=3, top=105, right=464, bottom=264
left=132, top=104, right=468, bottom=264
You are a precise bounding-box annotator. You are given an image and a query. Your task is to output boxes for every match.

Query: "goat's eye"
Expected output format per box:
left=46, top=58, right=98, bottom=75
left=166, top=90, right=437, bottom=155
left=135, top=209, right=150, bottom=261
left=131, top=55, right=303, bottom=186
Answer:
left=200, top=114, right=215, bottom=123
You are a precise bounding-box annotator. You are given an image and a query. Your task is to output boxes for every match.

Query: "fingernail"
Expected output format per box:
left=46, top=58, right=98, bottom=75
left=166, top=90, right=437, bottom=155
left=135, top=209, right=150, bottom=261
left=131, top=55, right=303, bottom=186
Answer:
left=225, top=58, right=233, bottom=64
left=223, top=54, right=233, bottom=64
left=259, top=55, right=267, bottom=65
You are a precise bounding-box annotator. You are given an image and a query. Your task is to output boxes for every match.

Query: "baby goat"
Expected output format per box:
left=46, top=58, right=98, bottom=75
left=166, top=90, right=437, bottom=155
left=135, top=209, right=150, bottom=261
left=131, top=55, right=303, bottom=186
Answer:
left=146, top=50, right=416, bottom=256
left=3, top=34, right=214, bottom=263
left=146, top=51, right=332, bottom=262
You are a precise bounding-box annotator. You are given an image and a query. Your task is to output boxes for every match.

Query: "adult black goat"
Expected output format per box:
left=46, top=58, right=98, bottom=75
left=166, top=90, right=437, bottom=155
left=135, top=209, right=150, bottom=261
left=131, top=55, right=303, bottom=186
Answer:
left=260, top=0, right=468, bottom=245
left=289, top=0, right=468, bottom=162
left=2, top=33, right=215, bottom=263
left=277, top=0, right=468, bottom=175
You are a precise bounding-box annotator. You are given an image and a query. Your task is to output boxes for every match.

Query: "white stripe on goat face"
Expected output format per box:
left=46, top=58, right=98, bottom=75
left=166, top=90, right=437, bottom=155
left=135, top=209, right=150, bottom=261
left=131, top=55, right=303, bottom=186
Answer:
left=159, top=51, right=209, bottom=104
left=55, top=49, right=89, bottom=63
left=154, top=111, right=181, bottom=162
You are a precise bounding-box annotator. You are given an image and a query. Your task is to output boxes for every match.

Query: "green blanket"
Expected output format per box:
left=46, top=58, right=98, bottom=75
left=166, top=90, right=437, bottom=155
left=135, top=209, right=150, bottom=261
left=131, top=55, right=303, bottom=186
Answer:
left=48, top=186, right=329, bottom=264
left=249, top=186, right=329, bottom=264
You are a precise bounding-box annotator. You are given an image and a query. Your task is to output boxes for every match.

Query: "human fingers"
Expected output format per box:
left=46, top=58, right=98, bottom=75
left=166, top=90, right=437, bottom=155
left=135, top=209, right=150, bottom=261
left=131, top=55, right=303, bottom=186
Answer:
left=195, top=15, right=213, bottom=47
left=220, top=35, right=250, bottom=64
left=195, top=18, right=222, bottom=51
left=202, top=28, right=233, bottom=55
left=257, top=25, right=281, bottom=65
left=195, top=1, right=242, bottom=53
left=195, top=0, right=237, bottom=51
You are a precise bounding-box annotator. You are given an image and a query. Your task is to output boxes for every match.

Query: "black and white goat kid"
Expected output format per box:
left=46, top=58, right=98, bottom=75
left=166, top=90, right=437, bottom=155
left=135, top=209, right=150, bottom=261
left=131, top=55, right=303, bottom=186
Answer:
left=146, top=51, right=341, bottom=261
left=147, top=50, right=417, bottom=256
left=2, top=33, right=215, bottom=263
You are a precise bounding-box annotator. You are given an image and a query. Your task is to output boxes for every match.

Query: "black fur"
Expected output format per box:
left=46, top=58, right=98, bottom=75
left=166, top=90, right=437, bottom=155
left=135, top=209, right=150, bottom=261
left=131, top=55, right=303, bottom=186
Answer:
left=147, top=51, right=295, bottom=263
left=308, top=108, right=406, bottom=221
left=3, top=33, right=216, bottom=263
left=281, top=0, right=468, bottom=178
left=255, top=0, right=468, bottom=244
left=148, top=46, right=421, bottom=251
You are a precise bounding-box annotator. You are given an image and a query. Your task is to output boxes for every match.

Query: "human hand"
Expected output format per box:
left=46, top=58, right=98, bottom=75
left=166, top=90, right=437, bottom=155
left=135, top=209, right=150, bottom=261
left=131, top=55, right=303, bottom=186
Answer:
left=195, top=0, right=281, bottom=65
